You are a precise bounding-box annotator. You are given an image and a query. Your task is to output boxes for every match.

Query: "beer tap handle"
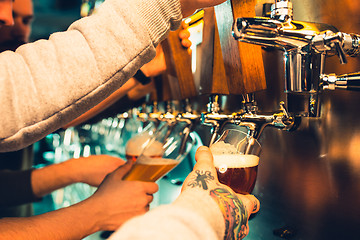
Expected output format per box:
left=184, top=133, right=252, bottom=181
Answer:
left=320, top=31, right=348, bottom=64
left=322, top=72, right=360, bottom=91
left=178, top=123, right=196, bottom=155
left=209, top=123, right=220, bottom=146
left=334, top=41, right=348, bottom=64
left=279, top=101, right=290, bottom=119
left=342, top=33, right=360, bottom=57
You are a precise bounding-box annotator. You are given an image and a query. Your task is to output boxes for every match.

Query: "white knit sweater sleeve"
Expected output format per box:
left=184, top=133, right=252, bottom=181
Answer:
left=108, top=189, right=225, bottom=240
left=0, top=0, right=182, bottom=152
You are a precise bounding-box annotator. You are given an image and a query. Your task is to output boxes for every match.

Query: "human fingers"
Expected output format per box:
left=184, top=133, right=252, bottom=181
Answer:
left=182, top=146, right=217, bottom=191
left=238, top=194, right=260, bottom=215
left=178, top=28, right=192, bottom=53
left=109, top=160, right=134, bottom=180
left=141, top=182, right=159, bottom=195
left=193, top=146, right=215, bottom=171
left=179, top=29, right=190, bottom=40
left=182, top=38, right=192, bottom=49
left=180, top=0, right=227, bottom=17
left=146, top=194, right=154, bottom=204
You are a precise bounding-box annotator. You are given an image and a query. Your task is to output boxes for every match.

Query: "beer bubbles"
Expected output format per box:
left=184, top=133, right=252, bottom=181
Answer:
left=210, top=129, right=261, bottom=194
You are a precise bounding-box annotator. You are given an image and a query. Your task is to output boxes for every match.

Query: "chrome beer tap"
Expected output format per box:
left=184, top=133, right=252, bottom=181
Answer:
left=158, top=101, right=178, bottom=125
left=200, top=94, right=297, bottom=145
left=175, top=99, right=201, bottom=155
left=232, top=94, right=297, bottom=140
left=147, top=101, right=162, bottom=124
left=200, top=95, right=234, bottom=145
left=176, top=99, right=201, bottom=126
left=232, top=0, right=360, bottom=118
left=321, top=72, right=360, bottom=91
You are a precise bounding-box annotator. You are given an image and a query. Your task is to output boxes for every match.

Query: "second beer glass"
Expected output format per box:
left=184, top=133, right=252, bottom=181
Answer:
left=210, top=129, right=262, bottom=194
left=123, top=121, right=194, bottom=182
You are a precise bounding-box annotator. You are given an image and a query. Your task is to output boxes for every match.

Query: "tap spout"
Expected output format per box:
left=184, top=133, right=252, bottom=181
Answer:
left=232, top=102, right=298, bottom=140
left=322, top=72, right=360, bottom=91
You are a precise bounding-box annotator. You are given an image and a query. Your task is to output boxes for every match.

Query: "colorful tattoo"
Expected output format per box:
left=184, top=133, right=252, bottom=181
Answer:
left=187, top=170, right=214, bottom=190
left=210, top=188, right=248, bottom=240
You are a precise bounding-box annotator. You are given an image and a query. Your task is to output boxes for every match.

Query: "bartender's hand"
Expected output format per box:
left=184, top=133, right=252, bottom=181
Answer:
left=31, top=155, right=126, bottom=198
left=65, top=155, right=125, bottom=187
left=180, top=0, right=226, bottom=17
left=182, top=146, right=260, bottom=239
left=140, top=45, right=166, bottom=78
left=86, top=160, right=159, bottom=230
left=179, top=21, right=192, bottom=54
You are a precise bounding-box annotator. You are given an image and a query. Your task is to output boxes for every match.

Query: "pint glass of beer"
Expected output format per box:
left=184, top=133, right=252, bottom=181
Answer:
left=210, top=129, right=261, bottom=194
left=123, top=121, right=194, bottom=182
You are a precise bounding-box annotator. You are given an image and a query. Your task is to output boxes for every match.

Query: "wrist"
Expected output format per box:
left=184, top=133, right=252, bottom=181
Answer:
left=133, top=70, right=152, bottom=85
left=62, top=199, right=102, bottom=237
left=57, top=159, right=83, bottom=184
left=179, top=0, right=197, bottom=17
left=80, top=193, right=113, bottom=232
left=31, top=161, right=79, bottom=197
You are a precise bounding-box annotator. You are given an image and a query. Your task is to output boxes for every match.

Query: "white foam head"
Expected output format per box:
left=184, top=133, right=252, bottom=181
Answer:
left=210, top=141, right=238, bottom=155
left=213, top=154, right=259, bottom=168
left=210, top=140, right=259, bottom=168
left=126, top=134, right=151, bottom=155
left=126, top=134, right=164, bottom=156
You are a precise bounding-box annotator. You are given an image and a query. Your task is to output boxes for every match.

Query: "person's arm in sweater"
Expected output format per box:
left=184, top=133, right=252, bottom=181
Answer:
left=0, top=0, right=226, bottom=152
left=0, top=160, right=159, bottom=240
left=109, top=146, right=260, bottom=240
left=62, top=44, right=166, bottom=129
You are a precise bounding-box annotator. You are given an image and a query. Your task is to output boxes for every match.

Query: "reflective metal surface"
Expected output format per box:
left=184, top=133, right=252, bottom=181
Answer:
left=239, top=0, right=360, bottom=239
left=233, top=4, right=360, bottom=118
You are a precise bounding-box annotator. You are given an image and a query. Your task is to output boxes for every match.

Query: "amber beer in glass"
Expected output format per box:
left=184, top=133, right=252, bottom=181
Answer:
left=123, top=121, right=195, bottom=182
left=214, top=154, right=259, bottom=194
left=210, top=129, right=261, bottom=194
left=123, top=156, right=179, bottom=182
left=124, top=137, right=166, bottom=181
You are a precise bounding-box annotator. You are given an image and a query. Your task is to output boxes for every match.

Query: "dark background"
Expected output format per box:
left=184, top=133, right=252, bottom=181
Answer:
left=30, top=0, right=82, bottom=41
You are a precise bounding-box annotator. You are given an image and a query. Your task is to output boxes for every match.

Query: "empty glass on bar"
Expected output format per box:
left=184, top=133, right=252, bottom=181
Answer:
left=210, top=129, right=261, bottom=194
left=123, top=121, right=194, bottom=182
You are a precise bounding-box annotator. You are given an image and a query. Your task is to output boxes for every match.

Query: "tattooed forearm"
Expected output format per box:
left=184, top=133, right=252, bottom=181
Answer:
left=187, top=170, right=215, bottom=190
left=210, top=188, right=248, bottom=240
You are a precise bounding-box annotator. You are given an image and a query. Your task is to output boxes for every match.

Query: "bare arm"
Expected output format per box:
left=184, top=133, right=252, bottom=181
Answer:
left=31, top=155, right=124, bottom=198
left=0, top=161, right=159, bottom=240
left=0, top=200, right=100, bottom=240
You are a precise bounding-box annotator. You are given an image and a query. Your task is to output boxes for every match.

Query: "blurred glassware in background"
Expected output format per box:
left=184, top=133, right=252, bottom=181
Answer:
left=51, top=124, right=102, bottom=209
left=80, top=0, right=104, bottom=17
left=39, top=104, right=199, bottom=210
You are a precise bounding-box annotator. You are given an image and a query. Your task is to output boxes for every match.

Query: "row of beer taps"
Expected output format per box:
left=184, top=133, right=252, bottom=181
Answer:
left=123, top=92, right=294, bottom=149
left=116, top=0, right=360, bottom=148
